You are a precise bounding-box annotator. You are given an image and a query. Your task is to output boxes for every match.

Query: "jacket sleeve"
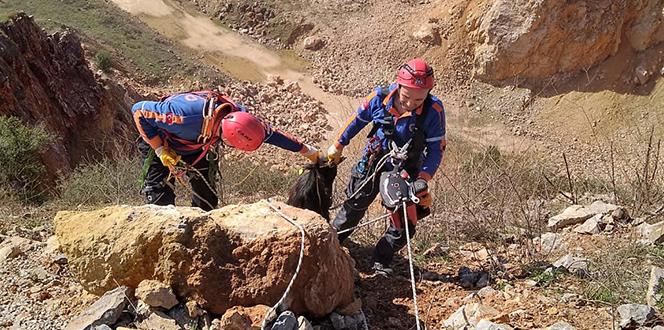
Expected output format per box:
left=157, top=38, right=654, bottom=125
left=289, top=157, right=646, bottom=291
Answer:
left=419, top=100, right=447, bottom=181
left=264, top=127, right=305, bottom=152
left=335, top=90, right=380, bottom=147
left=131, top=101, right=164, bottom=149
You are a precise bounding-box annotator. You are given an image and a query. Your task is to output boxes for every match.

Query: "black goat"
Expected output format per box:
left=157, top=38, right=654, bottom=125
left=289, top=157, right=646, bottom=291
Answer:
left=287, top=163, right=337, bottom=221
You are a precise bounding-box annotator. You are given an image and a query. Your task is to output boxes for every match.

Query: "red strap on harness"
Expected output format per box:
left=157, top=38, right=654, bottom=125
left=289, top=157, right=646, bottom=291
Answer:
left=160, top=89, right=235, bottom=167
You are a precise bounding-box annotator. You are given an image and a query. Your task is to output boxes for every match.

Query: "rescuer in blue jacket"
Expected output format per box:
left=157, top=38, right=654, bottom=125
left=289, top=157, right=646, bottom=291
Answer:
left=325, top=59, right=447, bottom=275
left=132, top=90, right=320, bottom=211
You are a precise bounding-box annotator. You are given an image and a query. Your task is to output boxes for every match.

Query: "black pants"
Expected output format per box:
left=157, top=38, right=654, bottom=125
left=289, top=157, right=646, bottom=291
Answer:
left=331, top=156, right=426, bottom=267
left=138, top=140, right=218, bottom=211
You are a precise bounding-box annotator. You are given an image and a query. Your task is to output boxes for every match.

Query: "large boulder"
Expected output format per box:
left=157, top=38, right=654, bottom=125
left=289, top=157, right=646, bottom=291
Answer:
left=473, top=0, right=664, bottom=81
left=54, top=201, right=356, bottom=317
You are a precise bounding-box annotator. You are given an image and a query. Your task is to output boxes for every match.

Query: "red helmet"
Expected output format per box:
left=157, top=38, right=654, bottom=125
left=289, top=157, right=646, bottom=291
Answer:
left=396, top=58, right=435, bottom=89
left=221, top=112, right=266, bottom=151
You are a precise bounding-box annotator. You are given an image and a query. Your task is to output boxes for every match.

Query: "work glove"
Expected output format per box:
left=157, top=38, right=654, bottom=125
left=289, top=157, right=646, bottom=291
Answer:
left=325, top=143, right=344, bottom=165
left=155, top=146, right=181, bottom=168
left=413, top=178, right=432, bottom=207
left=301, top=144, right=321, bottom=164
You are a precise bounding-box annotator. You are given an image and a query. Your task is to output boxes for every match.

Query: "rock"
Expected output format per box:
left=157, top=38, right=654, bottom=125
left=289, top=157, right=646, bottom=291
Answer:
left=548, top=205, right=594, bottom=230
left=329, top=311, right=366, bottom=330
left=0, top=236, right=34, bottom=263
left=611, top=208, right=630, bottom=222
left=167, top=304, right=199, bottom=329
left=443, top=303, right=500, bottom=329
left=219, top=305, right=268, bottom=330
left=553, top=254, right=589, bottom=276
left=266, top=74, right=284, bottom=85
left=458, top=267, right=490, bottom=289
left=626, top=0, right=664, bottom=51
left=617, top=304, right=656, bottom=328
left=586, top=201, right=620, bottom=215
left=477, top=286, right=499, bottom=299
left=297, top=316, right=313, bottom=330
left=473, top=0, right=663, bottom=81
left=0, top=243, right=22, bottom=263
left=270, top=311, right=298, bottom=330
left=548, top=202, right=619, bottom=230
left=55, top=202, right=356, bottom=317
left=647, top=266, right=664, bottom=307
left=93, top=325, right=112, bottom=330
left=185, top=300, right=204, bottom=318
left=413, top=23, right=441, bottom=45
left=303, top=37, right=323, bottom=50
left=44, top=235, right=61, bottom=254
left=638, top=221, right=664, bottom=244
left=476, top=319, right=514, bottom=330
left=136, top=280, right=179, bottom=309
left=636, top=66, right=651, bottom=85
left=284, top=80, right=301, bottom=93
left=537, top=232, right=564, bottom=253
left=547, top=321, right=576, bottom=330
left=137, top=310, right=180, bottom=330
left=573, top=214, right=602, bottom=234
left=65, top=286, right=131, bottom=330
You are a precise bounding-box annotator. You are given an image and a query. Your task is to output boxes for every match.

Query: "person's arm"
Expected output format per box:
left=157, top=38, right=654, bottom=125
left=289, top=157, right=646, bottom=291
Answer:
left=418, top=100, right=447, bottom=181
left=262, top=122, right=320, bottom=163
left=131, top=101, right=164, bottom=150
left=131, top=99, right=188, bottom=167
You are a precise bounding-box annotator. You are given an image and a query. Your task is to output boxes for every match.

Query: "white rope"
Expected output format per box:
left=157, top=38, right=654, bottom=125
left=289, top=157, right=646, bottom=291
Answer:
left=336, top=213, right=390, bottom=234
left=402, top=201, right=422, bottom=330
left=262, top=199, right=307, bottom=329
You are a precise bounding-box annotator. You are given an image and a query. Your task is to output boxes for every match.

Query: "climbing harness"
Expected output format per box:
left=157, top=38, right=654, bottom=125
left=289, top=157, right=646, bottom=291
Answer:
left=262, top=199, right=306, bottom=330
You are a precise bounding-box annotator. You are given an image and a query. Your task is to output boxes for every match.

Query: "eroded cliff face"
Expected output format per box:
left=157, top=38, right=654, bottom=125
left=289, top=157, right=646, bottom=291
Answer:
left=473, top=0, right=664, bottom=81
left=0, top=13, right=137, bottom=182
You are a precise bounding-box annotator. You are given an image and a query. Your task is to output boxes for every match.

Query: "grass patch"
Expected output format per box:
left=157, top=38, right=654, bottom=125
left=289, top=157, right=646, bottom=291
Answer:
left=219, top=157, right=299, bottom=205
left=94, top=49, right=112, bottom=73
left=585, top=284, right=619, bottom=305
left=583, top=242, right=651, bottom=305
left=58, top=151, right=144, bottom=207
left=525, top=263, right=565, bottom=287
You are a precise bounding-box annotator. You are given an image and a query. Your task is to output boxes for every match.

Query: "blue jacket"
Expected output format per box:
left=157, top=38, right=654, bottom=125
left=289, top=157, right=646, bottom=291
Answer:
left=131, top=92, right=305, bottom=155
left=336, top=84, right=446, bottom=179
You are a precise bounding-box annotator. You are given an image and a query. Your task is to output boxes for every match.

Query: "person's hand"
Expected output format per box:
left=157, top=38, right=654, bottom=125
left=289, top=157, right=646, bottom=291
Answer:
left=417, top=192, right=432, bottom=207
left=325, top=143, right=344, bottom=165
left=301, top=144, right=321, bottom=164
left=155, top=146, right=181, bottom=168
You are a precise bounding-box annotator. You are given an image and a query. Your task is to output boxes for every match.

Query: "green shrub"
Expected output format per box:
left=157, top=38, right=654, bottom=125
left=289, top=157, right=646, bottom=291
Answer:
left=0, top=116, right=50, bottom=202
left=94, top=50, right=112, bottom=73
